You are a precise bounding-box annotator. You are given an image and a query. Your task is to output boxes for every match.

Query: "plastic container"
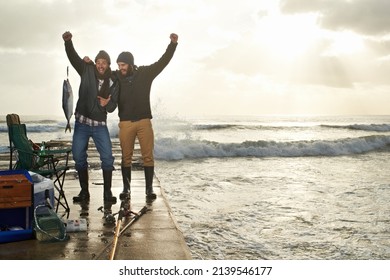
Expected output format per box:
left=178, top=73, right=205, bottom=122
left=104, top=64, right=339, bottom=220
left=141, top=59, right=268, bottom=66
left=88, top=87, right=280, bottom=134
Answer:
left=65, top=219, right=88, bottom=232
left=29, top=172, right=55, bottom=208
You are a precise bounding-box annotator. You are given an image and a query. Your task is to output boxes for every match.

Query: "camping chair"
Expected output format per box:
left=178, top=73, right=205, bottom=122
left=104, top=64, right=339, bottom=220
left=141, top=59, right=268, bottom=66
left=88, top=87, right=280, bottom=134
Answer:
left=6, top=115, right=71, bottom=218
left=6, top=114, right=22, bottom=169
left=6, top=114, right=40, bottom=169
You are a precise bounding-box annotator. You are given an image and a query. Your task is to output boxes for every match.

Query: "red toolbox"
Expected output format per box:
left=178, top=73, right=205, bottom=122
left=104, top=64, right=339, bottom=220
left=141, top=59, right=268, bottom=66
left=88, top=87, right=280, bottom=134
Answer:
left=0, top=170, right=34, bottom=243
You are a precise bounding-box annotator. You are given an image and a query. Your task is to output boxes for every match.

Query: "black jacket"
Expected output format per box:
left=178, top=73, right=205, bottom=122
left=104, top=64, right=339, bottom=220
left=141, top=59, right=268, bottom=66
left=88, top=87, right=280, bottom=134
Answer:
left=108, top=42, right=177, bottom=121
left=64, top=40, right=117, bottom=122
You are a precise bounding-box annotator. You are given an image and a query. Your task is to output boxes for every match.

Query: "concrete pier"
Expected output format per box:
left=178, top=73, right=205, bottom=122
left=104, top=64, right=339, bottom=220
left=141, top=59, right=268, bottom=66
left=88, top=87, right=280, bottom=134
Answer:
left=0, top=140, right=192, bottom=260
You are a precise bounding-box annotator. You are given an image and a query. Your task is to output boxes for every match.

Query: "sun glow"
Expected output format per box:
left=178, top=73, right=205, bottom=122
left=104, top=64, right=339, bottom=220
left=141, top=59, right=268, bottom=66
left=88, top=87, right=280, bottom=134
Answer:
left=256, top=12, right=321, bottom=60
left=325, top=31, right=365, bottom=56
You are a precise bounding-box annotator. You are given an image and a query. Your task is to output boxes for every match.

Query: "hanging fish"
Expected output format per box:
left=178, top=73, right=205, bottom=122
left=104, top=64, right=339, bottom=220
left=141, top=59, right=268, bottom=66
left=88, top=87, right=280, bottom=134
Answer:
left=62, top=66, right=73, bottom=133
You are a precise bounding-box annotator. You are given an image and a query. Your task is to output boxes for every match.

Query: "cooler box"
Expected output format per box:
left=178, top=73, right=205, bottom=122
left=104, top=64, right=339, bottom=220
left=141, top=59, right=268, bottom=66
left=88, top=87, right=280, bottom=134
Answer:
left=29, top=172, right=55, bottom=208
left=0, top=170, right=34, bottom=243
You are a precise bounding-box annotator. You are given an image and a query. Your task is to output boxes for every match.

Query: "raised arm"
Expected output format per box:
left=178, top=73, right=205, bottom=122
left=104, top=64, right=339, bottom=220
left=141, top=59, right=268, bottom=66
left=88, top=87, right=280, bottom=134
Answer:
left=147, top=33, right=179, bottom=78
left=62, top=31, right=84, bottom=76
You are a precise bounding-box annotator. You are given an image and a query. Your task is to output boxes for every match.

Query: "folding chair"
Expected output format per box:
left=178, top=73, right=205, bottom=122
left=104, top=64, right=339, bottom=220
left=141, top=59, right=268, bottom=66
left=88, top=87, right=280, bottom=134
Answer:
left=6, top=114, right=21, bottom=170
left=6, top=115, right=71, bottom=218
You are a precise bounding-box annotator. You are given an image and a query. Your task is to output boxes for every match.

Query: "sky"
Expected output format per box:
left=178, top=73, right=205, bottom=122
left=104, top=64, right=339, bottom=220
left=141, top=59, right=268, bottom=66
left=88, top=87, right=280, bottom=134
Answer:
left=1, top=0, right=390, bottom=117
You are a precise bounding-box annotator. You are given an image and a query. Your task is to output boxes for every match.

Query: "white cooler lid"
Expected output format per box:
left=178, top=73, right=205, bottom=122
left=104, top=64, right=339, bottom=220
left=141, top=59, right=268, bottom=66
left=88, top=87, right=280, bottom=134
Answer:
left=28, top=171, right=54, bottom=193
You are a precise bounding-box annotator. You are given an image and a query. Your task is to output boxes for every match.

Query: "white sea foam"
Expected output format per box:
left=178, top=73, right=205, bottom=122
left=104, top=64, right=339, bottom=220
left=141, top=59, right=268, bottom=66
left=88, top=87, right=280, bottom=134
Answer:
left=155, top=135, right=390, bottom=160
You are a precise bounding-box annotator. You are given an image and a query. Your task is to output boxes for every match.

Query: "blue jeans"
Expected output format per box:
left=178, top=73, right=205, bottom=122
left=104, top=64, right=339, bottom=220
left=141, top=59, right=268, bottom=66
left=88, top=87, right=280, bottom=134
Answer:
left=72, top=121, right=114, bottom=171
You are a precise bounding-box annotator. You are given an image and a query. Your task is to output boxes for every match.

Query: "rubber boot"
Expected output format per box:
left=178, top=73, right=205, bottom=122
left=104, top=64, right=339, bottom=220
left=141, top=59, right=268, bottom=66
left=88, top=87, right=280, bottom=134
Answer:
left=120, top=166, right=131, bottom=200
left=144, top=166, right=156, bottom=200
left=73, top=169, right=90, bottom=202
left=103, top=170, right=117, bottom=204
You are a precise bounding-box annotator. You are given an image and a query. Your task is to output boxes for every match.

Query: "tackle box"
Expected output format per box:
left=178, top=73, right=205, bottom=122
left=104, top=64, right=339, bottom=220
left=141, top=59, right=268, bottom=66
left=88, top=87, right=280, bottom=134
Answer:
left=0, top=170, right=34, bottom=243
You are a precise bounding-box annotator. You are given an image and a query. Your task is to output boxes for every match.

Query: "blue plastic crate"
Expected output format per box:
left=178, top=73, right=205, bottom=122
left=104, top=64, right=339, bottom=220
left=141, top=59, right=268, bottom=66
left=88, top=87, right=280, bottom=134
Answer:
left=0, top=208, right=33, bottom=243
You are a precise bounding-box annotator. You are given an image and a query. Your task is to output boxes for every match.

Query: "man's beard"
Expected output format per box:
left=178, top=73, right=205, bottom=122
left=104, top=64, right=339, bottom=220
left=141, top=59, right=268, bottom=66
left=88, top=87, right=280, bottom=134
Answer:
left=120, top=68, right=131, bottom=77
left=119, top=64, right=134, bottom=77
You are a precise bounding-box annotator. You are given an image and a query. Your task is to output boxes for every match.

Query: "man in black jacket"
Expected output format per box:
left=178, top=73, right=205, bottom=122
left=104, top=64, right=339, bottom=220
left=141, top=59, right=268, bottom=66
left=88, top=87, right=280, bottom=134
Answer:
left=62, top=31, right=118, bottom=204
left=108, top=33, right=178, bottom=200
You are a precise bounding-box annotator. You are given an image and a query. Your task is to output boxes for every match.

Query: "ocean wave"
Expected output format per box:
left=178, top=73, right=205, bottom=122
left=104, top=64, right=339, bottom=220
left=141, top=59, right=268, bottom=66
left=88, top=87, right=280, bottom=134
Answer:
left=24, top=124, right=62, bottom=133
left=0, top=117, right=60, bottom=125
left=155, top=135, right=390, bottom=160
left=193, top=123, right=390, bottom=132
left=322, top=124, right=390, bottom=132
left=192, top=123, right=302, bottom=131
left=193, top=124, right=247, bottom=130
left=0, top=122, right=66, bottom=133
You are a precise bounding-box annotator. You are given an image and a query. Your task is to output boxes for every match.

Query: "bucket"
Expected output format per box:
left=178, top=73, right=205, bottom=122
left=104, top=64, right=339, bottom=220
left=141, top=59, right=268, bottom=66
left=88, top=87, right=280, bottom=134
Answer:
left=65, top=219, right=88, bottom=232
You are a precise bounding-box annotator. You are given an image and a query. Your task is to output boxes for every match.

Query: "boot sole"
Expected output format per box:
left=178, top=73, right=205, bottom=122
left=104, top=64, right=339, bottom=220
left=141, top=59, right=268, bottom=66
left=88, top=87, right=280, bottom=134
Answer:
left=73, top=196, right=90, bottom=203
left=146, top=194, right=157, bottom=200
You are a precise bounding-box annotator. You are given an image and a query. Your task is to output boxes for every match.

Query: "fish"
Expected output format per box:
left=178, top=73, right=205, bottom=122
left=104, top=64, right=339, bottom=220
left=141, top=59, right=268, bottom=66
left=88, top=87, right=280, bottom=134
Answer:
left=62, top=66, right=73, bottom=133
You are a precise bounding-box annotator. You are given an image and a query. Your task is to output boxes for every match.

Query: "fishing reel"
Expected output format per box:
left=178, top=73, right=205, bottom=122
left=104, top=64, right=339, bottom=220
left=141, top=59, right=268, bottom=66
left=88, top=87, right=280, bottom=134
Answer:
left=120, top=197, right=131, bottom=215
left=97, top=206, right=116, bottom=225
left=97, top=198, right=133, bottom=225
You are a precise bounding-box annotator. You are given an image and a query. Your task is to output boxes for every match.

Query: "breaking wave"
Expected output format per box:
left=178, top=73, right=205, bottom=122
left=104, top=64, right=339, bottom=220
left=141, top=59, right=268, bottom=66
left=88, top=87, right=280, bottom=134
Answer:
left=321, top=124, right=390, bottom=132
left=0, top=118, right=67, bottom=133
left=193, top=123, right=390, bottom=132
left=155, top=135, right=390, bottom=160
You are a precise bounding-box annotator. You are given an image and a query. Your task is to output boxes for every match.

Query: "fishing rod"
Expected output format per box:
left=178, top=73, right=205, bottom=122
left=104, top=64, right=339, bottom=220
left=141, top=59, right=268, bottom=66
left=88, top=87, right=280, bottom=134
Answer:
left=93, top=200, right=148, bottom=260
left=119, top=206, right=147, bottom=235
left=110, top=204, right=148, bottom=260
left=109, top=199, right=128, bottom=260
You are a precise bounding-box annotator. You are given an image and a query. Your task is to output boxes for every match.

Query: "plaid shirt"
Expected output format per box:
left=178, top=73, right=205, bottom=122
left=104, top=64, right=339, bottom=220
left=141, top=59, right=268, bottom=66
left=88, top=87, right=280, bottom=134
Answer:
left=75, top=112, right=106, bottom=126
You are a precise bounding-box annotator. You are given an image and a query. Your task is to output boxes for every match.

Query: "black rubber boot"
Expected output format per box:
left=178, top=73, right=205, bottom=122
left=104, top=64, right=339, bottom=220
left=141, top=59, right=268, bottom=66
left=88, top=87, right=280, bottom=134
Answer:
left=73, top=169, right=90, bottom=202
left=103, top=170, right=117, bottom=204
left=120, top=166, right=131, bottom=200
left=144, top=166, right=156, bottom=200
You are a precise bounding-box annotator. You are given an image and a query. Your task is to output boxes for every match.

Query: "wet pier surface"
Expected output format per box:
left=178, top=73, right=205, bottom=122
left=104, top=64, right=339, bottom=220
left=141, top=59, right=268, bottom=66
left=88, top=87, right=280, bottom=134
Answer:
left=0, top=140, right=192, bottom=260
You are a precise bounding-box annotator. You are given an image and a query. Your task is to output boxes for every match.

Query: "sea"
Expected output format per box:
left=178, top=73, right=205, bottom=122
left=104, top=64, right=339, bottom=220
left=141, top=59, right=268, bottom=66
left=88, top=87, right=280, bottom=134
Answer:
left=1, top=114, right=390, bottom=260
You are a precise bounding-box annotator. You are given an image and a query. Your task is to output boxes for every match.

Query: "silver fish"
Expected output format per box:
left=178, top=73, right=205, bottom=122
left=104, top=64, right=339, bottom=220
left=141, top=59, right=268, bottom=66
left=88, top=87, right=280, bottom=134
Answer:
left=62, top=67, right=73, bottom=133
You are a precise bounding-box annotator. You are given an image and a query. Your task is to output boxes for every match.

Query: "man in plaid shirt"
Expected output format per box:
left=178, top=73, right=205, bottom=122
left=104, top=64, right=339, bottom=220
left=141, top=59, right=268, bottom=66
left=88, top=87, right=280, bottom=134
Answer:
left=63, top=31, right=118, bottom=204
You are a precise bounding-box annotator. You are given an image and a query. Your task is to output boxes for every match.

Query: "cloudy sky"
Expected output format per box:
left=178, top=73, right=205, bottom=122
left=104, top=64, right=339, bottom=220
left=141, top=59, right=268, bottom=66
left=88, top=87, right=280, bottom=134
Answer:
left=1, top=0, right=390, bottom=117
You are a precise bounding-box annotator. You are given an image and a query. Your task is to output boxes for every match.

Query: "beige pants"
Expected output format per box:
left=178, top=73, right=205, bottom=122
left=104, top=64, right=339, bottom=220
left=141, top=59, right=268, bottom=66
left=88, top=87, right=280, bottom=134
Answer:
left=119, top=119, right=154, bottom=167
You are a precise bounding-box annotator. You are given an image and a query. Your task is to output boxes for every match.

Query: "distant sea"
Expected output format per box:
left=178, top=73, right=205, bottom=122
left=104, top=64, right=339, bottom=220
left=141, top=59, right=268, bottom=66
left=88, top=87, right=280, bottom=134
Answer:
left=1, top=114, right=390, bottom=259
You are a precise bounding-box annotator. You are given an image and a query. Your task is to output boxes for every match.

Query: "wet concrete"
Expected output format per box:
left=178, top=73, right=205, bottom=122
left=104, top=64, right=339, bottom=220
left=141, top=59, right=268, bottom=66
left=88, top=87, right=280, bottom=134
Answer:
left=0, top=143, right=192, bottom=260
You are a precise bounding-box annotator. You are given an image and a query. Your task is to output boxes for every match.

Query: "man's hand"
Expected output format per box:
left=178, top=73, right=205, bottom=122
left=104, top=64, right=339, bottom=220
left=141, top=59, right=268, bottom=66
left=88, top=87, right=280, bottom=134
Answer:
left=170, top=33, right=178, bottom=44
left=62, top=31, right=72, bottom=42
left=83, top=56, right=93, bottom=64
left=97, top=95, right=111, bottom=107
